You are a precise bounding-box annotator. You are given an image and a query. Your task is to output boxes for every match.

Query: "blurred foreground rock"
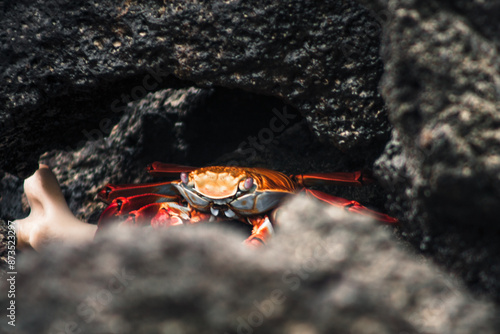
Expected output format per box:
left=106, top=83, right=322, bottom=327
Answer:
left=1, top=198, right=497, bottom=334
left=363, top=0, right=500, bottom=301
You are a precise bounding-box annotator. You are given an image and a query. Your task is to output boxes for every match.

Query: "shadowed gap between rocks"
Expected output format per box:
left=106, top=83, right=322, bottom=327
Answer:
left=153, top=87, right=303, bottom=166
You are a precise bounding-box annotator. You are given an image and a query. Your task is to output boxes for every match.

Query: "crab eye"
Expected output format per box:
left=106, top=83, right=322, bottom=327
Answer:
left=180, top=172, right=189, bottom=184
left=239, top=177, right=254, bottom=192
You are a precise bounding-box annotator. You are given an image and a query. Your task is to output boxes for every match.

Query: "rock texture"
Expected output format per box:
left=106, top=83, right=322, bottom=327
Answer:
left=0, top=0, right=390, bottom=178
left=1, top=198, right=497, bottom=334
left=359, top=0, right=500, bottom=301
left=0, top=172, right=25, bottom=221
left=2, top=0, right=500, bottom=332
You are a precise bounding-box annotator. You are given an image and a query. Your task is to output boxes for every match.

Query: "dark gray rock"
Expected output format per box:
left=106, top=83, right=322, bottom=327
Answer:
left=1, top=0, right=390, bottom=178
left=5, top=0, right=500, bottom=331
left=359, top=0, right=500, bottom=300
left=1, top=198, right=497, bottom=334
left=0, top=172, right=26, bottom=221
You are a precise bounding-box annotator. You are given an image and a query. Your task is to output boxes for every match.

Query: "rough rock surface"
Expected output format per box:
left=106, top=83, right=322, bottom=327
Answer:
left=0, top=172, right=25, bottom=221
left=360, top=0, right=500, bottom=301
left=2, top=0, right=500, bottom=332
left=0, top=0, right=390, bottom=177
left=1, top=198, right=497, bottom=334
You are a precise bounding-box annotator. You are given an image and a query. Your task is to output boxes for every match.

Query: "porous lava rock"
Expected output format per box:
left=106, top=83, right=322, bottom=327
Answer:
left=1, top=198, right=497, bottom=334
left=0, top=0, right=389, bottom=178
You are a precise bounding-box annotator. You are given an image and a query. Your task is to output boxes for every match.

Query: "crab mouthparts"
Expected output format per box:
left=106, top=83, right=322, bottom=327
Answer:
left=210, top=205, right=236, bottom=218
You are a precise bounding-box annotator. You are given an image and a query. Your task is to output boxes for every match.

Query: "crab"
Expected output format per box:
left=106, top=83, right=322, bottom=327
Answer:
left=97, top=162, right=397, bottom=246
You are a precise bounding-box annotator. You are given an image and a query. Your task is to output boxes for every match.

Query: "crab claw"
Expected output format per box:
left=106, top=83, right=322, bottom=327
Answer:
left=244, top=216, right=275, bottom=247
left=97, top=193, right=179, bottom=231
left=117, top=202, right=192, bottom=230
left=210, top=207, right=220, bottom=216
left=224, top=209, right=236, bottom=218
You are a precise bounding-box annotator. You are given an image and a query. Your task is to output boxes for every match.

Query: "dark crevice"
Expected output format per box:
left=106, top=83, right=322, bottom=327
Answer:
left=181, top=87, right=301, bottom=166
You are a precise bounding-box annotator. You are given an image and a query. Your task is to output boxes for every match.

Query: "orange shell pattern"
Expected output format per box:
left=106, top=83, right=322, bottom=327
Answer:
left=189, top=166, right=297, bottom=199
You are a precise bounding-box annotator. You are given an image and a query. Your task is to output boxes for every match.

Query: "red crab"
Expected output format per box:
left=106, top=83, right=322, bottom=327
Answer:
left=97, top=162, right=397, bottom=246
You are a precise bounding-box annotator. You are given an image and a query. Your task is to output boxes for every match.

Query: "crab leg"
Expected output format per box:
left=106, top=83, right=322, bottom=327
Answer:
left=292, top=170, right=374, bottom=187
left=244, top=216, right=275, bottom=247
left=97, top=193, right=179, bottom=227
left=302, top=188, right=398, bottom=224
left=146, top=162, right=198, bottom=177
left=97, top=181, right=180, bottom=203
left=127, top=202, right=191, bottom=226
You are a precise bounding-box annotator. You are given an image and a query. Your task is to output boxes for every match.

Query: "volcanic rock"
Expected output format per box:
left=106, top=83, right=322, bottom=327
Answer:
left=1, top=198, right=497, bottom=334
left=1, top=0, right=390, bottom=177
